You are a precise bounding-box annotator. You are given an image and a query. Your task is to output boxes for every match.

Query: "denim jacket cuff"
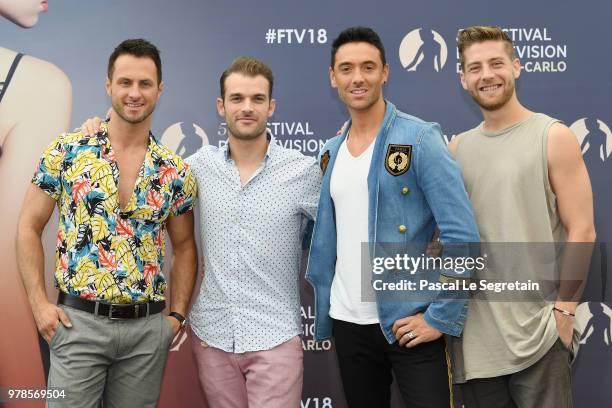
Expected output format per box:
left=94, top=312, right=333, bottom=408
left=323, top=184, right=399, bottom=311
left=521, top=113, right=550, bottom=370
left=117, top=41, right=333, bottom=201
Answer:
left=423, top=306, right=465, bottom=337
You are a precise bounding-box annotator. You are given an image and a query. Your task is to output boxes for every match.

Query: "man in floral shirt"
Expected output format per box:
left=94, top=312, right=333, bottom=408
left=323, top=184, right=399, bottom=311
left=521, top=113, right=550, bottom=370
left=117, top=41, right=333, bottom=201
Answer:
left=16, top=39, right=197, bottom=408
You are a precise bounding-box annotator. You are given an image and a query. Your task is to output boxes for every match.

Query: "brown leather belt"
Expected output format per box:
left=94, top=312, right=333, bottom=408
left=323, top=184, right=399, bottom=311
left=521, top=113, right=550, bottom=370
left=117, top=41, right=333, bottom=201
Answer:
left=58, top=292, right=165, bottom=319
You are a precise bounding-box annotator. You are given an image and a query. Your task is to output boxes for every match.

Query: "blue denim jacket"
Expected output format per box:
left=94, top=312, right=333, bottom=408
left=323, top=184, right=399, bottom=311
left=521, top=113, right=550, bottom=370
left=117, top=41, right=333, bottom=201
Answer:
left=306, top=101, right=480, bottom=343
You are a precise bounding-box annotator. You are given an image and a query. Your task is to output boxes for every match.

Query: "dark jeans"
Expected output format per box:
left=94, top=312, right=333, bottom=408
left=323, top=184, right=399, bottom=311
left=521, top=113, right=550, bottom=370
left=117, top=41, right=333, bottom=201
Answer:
left=461, top=338, right=573, bottom=408
left=332, top=318, right=452, bottom=408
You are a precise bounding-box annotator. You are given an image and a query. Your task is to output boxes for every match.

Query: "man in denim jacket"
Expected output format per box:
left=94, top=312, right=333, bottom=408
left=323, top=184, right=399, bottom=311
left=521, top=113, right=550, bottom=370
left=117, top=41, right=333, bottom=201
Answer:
left=306, top=27, right=480, bottom=408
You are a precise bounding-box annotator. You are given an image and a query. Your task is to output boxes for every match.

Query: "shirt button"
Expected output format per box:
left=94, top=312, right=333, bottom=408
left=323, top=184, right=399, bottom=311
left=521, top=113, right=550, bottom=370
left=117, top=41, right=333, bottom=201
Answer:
left=401, top=187, right=410, bottom=195
left=398, top=225, right=407, bottom=233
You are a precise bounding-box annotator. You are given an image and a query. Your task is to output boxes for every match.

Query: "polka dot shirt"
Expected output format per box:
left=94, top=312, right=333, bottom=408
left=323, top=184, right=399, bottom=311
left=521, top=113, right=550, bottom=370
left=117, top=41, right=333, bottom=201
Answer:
left=186, top=138, right=321, bottom=352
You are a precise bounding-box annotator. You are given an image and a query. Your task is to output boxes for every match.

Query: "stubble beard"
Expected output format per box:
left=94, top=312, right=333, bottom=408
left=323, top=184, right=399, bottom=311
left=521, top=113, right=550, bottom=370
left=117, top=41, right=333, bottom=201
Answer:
left=226, top=117, right=267, bottom=141
left=471, top=81, right=515, bottom=112
left=112, top=100, right=155, bottom=125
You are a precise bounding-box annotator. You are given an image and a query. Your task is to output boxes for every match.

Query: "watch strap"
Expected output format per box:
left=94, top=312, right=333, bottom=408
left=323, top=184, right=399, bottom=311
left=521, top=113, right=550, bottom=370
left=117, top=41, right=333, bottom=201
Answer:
left=169, top=311, right=187, bottom=327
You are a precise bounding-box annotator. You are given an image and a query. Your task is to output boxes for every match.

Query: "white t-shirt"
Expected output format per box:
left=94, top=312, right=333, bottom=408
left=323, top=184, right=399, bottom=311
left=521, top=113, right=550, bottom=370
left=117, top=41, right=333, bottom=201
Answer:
left=329, top=138, right=379, bottom=324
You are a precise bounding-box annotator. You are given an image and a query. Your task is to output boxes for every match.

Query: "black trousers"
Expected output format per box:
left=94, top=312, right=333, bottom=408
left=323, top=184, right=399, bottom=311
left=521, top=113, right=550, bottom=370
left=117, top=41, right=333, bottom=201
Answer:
left=332, top=318, right=453, bottom=408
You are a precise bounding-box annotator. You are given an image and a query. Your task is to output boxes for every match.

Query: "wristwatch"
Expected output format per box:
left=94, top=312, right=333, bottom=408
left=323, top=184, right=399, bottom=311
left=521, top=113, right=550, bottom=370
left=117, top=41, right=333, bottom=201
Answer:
left=168, top=311, right=187, bottom=328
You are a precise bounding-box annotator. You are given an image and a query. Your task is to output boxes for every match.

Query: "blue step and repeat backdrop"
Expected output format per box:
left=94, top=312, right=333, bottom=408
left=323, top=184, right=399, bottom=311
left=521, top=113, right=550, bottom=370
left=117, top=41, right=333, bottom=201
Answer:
left=1, top=1, right=610, bottom=407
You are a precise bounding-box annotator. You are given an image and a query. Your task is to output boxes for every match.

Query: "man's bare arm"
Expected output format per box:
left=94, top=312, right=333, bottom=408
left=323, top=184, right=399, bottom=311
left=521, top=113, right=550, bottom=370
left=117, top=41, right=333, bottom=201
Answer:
left=547, top=122, right=596, bottom=345
left=548, top=122, right=596, bottom=240
left=165, top=210, right=198, bottom=333
left=16, top=184, right=72, bottom=342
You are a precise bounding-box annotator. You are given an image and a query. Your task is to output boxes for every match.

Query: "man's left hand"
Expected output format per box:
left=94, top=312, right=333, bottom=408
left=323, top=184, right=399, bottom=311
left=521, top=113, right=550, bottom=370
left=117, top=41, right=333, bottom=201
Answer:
left=165, top=315, right=181, bottom=338
left=554, top=308, right=574, bottom=348
left=392, top=313, right=442, bottom=348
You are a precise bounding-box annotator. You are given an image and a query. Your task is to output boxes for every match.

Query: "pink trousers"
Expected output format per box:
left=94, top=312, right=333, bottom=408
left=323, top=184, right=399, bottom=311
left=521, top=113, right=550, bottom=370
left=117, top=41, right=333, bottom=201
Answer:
left=192, top=334, right=304, bottom=408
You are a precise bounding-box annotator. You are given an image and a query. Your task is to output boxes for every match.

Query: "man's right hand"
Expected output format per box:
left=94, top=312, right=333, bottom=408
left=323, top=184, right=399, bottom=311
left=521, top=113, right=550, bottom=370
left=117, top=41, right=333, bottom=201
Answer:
left=79, top=108, right=112, bottom=136
left=33, top=301, right=72, bottom=343
left=80, top=116, right=105, bottom=137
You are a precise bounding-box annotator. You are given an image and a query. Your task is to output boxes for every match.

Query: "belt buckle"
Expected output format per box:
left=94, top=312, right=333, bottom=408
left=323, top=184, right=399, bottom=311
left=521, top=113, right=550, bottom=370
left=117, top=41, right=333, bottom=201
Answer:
left=108, top=303, right=132, bottom=320
left=106, top=302, right=150, bottom=319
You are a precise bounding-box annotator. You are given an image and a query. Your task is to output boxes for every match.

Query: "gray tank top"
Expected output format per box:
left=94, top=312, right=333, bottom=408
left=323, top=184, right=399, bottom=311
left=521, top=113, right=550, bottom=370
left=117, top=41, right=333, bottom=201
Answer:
left=450, top=113, right=565, bottom=382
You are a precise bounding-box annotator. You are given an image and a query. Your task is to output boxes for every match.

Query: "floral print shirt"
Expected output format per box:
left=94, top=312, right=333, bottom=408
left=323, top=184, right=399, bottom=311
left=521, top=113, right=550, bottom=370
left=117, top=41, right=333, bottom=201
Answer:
left=32, top=123, right=197, bottom=303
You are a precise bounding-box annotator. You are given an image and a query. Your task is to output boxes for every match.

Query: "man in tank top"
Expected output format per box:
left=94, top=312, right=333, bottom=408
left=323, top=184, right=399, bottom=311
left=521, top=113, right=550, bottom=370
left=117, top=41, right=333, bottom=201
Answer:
left=448, top=25, right=596, bottom=408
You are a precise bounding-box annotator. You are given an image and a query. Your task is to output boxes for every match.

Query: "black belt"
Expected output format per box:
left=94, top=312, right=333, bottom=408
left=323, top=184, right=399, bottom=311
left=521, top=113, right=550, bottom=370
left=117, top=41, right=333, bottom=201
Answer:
left=58, top=292, right=165, bottom=319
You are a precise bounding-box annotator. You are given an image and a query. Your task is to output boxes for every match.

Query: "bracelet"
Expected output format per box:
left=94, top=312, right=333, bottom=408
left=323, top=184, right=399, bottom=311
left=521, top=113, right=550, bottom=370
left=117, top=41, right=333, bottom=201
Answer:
left=553, top=306, right=575, bottom=317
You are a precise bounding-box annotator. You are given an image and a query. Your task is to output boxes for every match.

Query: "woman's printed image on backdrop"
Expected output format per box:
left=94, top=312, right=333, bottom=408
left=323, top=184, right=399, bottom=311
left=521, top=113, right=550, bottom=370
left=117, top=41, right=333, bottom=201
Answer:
left=0, top=0, right=71, bottom=393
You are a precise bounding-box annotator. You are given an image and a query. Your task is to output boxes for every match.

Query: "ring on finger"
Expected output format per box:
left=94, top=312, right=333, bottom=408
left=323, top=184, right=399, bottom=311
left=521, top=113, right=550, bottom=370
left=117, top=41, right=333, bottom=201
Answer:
left=404, top=330, right=415, bottom=339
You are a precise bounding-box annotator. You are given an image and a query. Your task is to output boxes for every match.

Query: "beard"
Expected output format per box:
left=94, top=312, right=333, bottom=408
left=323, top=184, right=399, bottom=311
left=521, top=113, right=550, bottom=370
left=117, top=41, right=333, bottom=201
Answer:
left=112, top=100, right=155, bottom=124
left=226, top=117, right=268, bottom=140
left=470, top=80, right=515, bottom=112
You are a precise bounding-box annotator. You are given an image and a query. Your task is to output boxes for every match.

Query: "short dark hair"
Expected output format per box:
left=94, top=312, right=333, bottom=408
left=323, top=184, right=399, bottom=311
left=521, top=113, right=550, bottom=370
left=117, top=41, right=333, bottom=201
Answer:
left=457, top=26, right=515, bottom=69
left=107, top=39, right=162, bottom=84
left=219, top=56, right=274, bottom=100
left=331, top=26, right=387, bottom=67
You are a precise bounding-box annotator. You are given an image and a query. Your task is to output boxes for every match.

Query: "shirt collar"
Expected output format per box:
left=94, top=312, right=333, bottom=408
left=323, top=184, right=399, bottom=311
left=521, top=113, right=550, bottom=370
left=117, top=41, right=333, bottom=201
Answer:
left=223, top=132, right=275, bottom=162
left=94, top=121, right=159, bottom=178
left=94, top=120, right=158, bottom=147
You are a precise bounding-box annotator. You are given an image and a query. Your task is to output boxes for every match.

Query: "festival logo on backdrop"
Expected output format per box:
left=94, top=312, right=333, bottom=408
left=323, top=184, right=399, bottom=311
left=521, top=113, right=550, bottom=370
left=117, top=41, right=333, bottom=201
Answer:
left=577, top=302, right=612, bottom=347
left=161, top=122, right=209, bottom=158
left=570, top=118, right=612, bottom=163
left=399, top=28, right=448, bottom=73
left=573, top=302, right=612, bottom=406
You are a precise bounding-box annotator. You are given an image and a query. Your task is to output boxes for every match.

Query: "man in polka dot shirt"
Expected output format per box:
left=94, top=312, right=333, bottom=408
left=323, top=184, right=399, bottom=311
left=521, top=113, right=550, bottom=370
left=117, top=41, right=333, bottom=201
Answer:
left=185, top=57, right=321, bottom=407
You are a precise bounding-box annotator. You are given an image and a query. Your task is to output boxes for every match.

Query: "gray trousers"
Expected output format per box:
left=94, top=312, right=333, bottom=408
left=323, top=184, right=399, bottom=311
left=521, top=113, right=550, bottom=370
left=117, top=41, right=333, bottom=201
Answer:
left=460, top=338, right=574, bottom=408
left=46, top=305, right=174, bottom=408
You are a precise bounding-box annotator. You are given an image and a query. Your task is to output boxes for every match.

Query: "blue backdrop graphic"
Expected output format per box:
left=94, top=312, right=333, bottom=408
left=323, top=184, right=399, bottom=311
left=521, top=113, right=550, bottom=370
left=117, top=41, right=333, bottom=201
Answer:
left=1, top=1, right=610, bottom=407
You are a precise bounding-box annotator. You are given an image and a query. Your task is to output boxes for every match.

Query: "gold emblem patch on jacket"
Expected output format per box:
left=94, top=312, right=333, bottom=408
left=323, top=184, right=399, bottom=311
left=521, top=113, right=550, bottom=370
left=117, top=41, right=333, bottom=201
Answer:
left=385, top=144, right=412, bottom=176
left=320, top=150, right=331, bottom=174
